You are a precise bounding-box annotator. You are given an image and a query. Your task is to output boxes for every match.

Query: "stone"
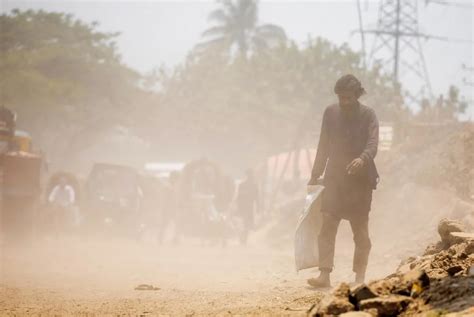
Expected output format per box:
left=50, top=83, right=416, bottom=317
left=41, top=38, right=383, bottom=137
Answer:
left=332, top=282, right=351, bottom=298
left=438, top=219, right=466, bottom=247
left=316, top=292, right=354, bottom=316
left=445, top=307, right=474, bottom=316
left=450, top=232, right=474, bottom=242
left=360, top=295, right=412, bottom=317
left=339, top=312, right=373, bottom=317
left=465, top=241, right=474, bottom=255
left=402, top=269, right=430, bottom=288
left=134, top=284, right=160, bottom=291
left=350, top=284, right=377, bottom=308
left=323, top=298, right=354, bottom=316
left=391, top=269, right=431, bottom=297
left=446, top=265, right=464, bottom=276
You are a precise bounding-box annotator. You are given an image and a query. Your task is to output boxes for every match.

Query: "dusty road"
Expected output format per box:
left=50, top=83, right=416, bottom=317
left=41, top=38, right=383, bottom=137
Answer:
left=0, top=185, right=455, bottom=316
left=0, top=227, right=409, bottom=316
left=1, top=237, right=325, bottom=316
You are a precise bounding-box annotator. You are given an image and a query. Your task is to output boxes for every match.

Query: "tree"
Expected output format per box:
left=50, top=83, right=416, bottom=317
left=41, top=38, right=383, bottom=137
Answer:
left=444, top=86, right=468, bottom=119
left=0, top=9, right=138, bottom=107
left=196, top=0, right=286, bottom=59
left=0, top=9, right=144, bottom=167
left=417, top=86, right=468, bottom=122
left=152, top=38, right=398, bottom=168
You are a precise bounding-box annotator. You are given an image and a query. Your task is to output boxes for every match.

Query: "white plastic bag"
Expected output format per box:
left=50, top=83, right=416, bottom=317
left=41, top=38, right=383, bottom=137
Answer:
left=294, top=185, right=324, bottom=272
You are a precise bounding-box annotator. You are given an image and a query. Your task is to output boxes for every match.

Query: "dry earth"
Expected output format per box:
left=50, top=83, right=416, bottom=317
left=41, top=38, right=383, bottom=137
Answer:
left=0, top=223, right=410, bottom=317
left=0, top=177, right=459, bottom=316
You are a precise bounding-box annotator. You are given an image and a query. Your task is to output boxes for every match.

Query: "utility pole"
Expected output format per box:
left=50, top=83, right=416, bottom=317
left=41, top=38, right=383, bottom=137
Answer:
left=357, top=0, right=474, bottom=104
left=363, top=0, right=433, bottom=103
left=356, top=0, right=367, bottom=69
left=393, top=0, right=401, bottom=83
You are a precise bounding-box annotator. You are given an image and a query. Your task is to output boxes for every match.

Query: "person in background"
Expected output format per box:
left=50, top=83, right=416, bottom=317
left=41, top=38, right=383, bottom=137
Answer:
left=48, top=177, right=79, bottom=232
left=236, top=168, right=260, bottom=245
left=157, top=171, right=182, bottom=244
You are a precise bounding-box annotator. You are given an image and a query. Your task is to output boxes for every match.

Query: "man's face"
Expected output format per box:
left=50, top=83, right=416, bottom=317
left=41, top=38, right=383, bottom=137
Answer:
left=337, top=91, right=358, bottom=110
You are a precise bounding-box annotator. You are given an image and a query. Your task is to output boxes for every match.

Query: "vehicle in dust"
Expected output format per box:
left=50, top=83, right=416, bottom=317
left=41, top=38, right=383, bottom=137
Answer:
left=82, top=163, right=143, bottom=236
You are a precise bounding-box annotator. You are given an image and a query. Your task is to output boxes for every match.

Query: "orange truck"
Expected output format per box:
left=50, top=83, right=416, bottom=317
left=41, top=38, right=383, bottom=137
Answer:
left=0, top=107, right=42, bottom=242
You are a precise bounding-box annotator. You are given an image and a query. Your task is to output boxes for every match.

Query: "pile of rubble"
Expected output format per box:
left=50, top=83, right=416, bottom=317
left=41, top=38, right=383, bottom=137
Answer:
left=310, top=219, right=474, bottom=317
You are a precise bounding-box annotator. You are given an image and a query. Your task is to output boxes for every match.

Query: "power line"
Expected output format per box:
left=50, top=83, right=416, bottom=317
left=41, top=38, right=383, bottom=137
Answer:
left=357, top=0, right=473, bottom=104
left=425, top=0, right=474, bottom=9
left=366, top=0, right=432, bottom=102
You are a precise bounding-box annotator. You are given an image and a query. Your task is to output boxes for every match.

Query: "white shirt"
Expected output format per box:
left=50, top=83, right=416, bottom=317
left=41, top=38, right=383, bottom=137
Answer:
left=48, top=184, right=75, bottom=207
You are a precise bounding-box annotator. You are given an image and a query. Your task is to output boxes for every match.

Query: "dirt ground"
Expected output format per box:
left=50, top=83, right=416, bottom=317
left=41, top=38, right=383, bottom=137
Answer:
left=0, top=181, right=458, bottom=316
left=0, top=222, right=409, bottom=317
left=0, top=225, right=431, bottom=316
left=0, top=236, right=324, bottom=316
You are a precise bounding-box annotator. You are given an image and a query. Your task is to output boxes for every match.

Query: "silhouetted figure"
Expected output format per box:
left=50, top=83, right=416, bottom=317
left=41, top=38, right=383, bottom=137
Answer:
left=307, top=74, right=379, bottom=288
left=48, top=177, right=79, bottom=234
left=0, top=106, right=16, bottom=154
left=157, top=171, right=182, bottom=244
left=236, top=169, right=260, bottom=245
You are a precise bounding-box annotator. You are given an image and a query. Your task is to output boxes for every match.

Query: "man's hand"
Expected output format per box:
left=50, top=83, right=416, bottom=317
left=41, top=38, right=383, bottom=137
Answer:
left=346, top=158, right=364, bottom=175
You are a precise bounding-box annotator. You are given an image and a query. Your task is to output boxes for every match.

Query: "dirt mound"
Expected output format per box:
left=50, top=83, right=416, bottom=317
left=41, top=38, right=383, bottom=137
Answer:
left=310, top=218, right=474, bottom=316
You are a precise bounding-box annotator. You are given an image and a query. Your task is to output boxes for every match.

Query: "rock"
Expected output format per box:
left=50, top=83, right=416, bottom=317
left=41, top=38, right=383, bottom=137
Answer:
left=322, top=298, right=354, bottom=316
left=446, top=265, right=464, bottom=276
left=469, top=266, right=474, bottom=276
left=397, top=262, right=412, bottom=274
left=333, top=282, right=351, bottom=298
left=390, top=269, right=431, bottom=297
left=360, top=295, right=412, bottom=317
left=423, top=242, right=444, bottom=255
left=438, top=219, right=466, bottom=247
left=445, top=307, right=474, bottom=316
left=402, top=269, right=430, bottom=288
left=424, top=310, right=443, bottom=317
left=450, top=232, right=474, bottom=243
left=134, top=284, right=160, bottom=291
left=350, top=284, right=377, bottom=308
left=314, top=296, right=354, bottom=316
left=465, top=241, right=474, bottom=254
left=312, top=283, right=355, bottom=316
left=368, top=275, right=402, bottom=297
left=339, top=312, right=373, bottom=317
left=363, top=308, right=378, bottom=316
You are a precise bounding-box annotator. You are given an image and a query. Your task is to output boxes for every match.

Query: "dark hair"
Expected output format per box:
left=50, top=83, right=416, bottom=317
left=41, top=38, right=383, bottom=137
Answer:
left=334, top=74, right=366, bottom=98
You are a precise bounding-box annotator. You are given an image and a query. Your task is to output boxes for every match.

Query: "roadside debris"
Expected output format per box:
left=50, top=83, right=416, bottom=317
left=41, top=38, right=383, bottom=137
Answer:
left=134, top=284, right=160, bottom=291
left=309, top=218, right=474, bottom=316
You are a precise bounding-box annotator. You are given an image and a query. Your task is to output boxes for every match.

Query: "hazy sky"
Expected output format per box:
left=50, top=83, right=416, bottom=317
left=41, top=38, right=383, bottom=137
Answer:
left=2, top=0, right=473, bottom=115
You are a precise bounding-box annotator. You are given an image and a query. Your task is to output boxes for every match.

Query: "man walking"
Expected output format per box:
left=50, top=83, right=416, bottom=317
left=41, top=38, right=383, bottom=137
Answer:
left=307, top=74, right=379, bottom=287
left=236, top=169, right=260, bottom=245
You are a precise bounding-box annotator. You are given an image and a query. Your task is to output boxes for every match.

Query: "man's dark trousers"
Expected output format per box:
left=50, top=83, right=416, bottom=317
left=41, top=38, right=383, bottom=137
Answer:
left=318, top=212, right=371, bottom=274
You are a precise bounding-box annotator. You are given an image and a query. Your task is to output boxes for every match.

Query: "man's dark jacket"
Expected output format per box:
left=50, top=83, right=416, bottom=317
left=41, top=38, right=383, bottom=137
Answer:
left=308, top=102, right=379, bottom=220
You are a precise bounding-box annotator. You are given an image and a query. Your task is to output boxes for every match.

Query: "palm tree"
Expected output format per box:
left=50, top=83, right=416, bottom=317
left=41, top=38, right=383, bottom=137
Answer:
left=196, top=0, right=286, bottom=58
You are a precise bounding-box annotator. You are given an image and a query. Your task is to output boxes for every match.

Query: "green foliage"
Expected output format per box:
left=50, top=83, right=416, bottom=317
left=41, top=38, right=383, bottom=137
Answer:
left=0, top=9, right=143, bottom=164
left=0, top=9, right=137, bottom=110
left=196, top=0, right=286, bottom=58
left=417, top=85, right=468, bottom=122
left=152, top=38, right=398, bottom=165
left=0, top=8, right=402, bottom=169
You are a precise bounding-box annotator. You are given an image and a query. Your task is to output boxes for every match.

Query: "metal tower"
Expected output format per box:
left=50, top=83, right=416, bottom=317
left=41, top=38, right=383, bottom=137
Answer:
left=365, top=0, right=433, bottom=102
